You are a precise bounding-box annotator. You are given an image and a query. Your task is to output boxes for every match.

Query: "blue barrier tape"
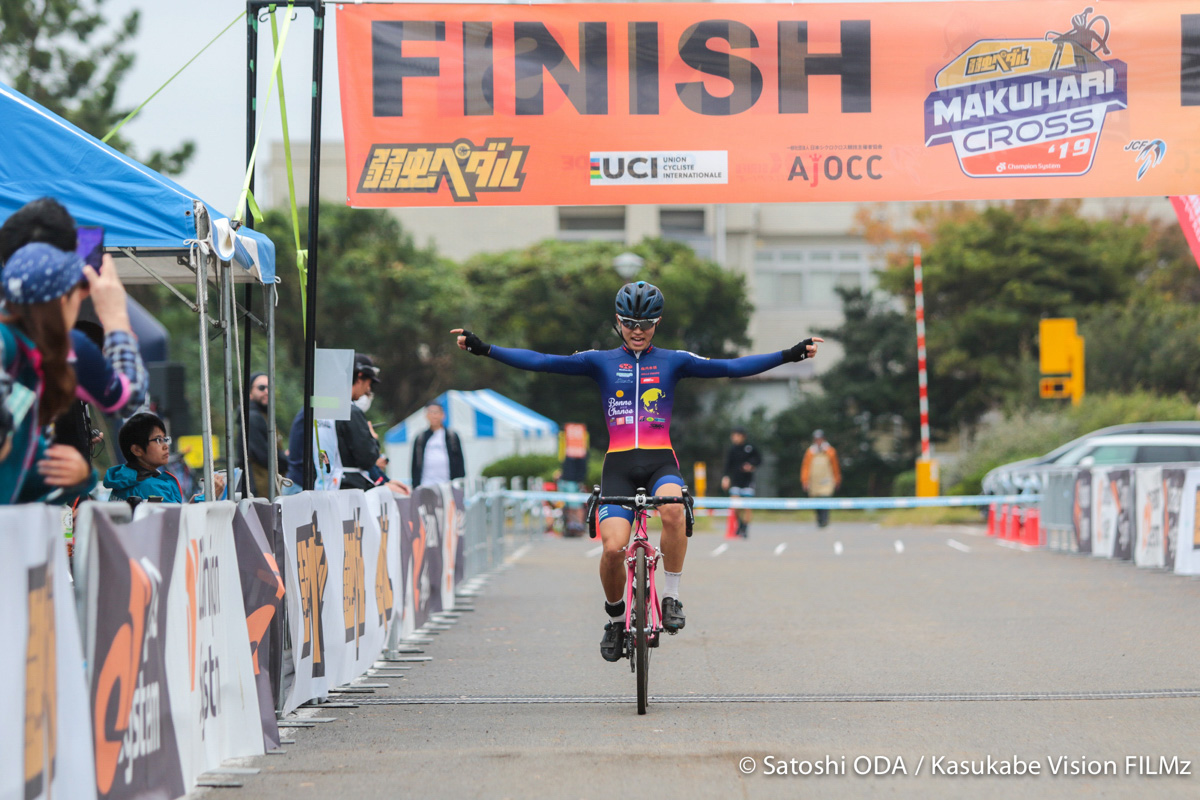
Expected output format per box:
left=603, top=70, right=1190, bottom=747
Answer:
left=483, top=491, right=1038, bottom=510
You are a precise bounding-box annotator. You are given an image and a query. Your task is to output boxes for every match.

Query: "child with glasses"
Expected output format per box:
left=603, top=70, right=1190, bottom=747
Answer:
left=104, top=412, right=223, bottom=503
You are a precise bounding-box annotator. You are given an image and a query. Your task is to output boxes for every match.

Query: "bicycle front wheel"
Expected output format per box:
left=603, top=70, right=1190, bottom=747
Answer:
left=635, top=548, right=651, bottom=715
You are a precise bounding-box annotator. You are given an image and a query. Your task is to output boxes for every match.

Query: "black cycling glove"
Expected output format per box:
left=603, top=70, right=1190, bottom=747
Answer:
left=460, top=330, right=492, bottom=356
left=783, top=337, right=815, bottom=363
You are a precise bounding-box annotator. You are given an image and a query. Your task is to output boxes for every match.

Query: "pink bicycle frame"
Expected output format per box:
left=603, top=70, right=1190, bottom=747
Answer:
left=623, top=513, right=663, bottom=636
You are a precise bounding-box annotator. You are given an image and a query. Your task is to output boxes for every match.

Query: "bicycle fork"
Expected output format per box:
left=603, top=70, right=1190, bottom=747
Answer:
left=624, top=539, right=663, bottom=656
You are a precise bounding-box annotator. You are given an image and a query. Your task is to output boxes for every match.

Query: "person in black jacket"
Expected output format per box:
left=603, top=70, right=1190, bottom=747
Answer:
left=244, top=372, right=285, bottom=495
left=721, top=426, right=762, bottom=538
left=410, top=402, right=465, bottom=487
left=337, top=354, right=383, bottom=491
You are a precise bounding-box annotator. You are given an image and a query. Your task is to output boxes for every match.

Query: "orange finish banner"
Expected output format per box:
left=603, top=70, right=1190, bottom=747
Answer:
left=337, top=2, right=1200, bottom=207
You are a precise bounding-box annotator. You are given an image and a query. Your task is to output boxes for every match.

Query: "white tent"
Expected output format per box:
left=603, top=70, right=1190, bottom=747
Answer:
left=384, top=389, right=559, bottom=484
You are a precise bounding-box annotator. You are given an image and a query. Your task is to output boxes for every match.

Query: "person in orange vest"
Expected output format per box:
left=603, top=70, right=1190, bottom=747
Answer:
left=801, top=429, right=841, bottom=528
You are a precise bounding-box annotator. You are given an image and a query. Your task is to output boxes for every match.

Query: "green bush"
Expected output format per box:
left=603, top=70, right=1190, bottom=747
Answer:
left=481, top=453, right=562, bottom=481
left=945, top=391, right=1199, bottom=494
left=892, top=469, right=917, bottom=497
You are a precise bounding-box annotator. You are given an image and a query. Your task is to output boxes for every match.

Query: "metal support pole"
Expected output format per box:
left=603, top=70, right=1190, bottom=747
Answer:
left=266, top=286, right=278, bottom=499
left=301, top=1, right=326, bottom=490
left=244, top=4, right=259, bottom=498
left=195, top=207, right=216, bottom=500
left=223, top=260, right=237, bottom=498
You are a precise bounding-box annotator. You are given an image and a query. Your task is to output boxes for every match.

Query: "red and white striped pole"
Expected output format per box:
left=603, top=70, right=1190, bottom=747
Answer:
left=914, top=245, right=931, bottom=460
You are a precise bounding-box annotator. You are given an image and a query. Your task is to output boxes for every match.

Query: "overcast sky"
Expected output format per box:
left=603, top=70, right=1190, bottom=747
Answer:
left=102, top=0, right=988, bottom=213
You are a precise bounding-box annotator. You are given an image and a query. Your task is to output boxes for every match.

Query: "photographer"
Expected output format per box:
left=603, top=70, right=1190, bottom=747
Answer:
left=0, top=244, right=98, bottom=503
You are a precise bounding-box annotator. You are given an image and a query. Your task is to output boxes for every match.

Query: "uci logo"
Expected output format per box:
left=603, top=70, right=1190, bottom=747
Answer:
left=593, top=156, right=658, bottom=180
left=788, top=154, right=882, bottom=187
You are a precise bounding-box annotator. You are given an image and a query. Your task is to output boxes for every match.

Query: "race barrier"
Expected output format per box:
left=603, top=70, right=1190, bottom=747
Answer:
left=2, top=480, right=496, bottom=800
left=1032, top=464, right=1200, bottom=575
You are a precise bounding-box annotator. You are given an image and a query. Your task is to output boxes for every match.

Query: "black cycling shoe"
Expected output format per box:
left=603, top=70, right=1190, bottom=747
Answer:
left=600, top=620, right=626, bottom=662
left=662, top=597, right=686, bottom=633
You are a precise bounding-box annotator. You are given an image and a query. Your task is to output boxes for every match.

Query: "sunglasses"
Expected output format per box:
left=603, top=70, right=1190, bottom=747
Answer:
left=618, top=316, right=660, bottom=331
left=253, top=384, right=269, bottom=391
left=149, top=436, right=172, bottom=446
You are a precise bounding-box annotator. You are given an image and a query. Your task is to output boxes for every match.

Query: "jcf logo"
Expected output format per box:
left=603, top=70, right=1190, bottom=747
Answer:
left=788, top=154, right=882, bottom=187
left=296, top=513, right=328, bottom=677
left=358, top=138, right=529, bottom=201
left=344, top=509, right=367, bottom=656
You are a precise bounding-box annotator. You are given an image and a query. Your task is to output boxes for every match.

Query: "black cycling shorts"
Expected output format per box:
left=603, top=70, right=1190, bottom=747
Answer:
left=598, top=448, right=683, bottom=524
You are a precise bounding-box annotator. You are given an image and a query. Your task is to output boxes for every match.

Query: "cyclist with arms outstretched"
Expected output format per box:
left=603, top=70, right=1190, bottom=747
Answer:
left=453, top=281, right=822, bottom=661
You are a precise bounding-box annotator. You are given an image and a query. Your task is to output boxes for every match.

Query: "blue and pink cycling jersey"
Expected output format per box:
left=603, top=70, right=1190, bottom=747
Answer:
left=488, top=343, right=785, bottom=454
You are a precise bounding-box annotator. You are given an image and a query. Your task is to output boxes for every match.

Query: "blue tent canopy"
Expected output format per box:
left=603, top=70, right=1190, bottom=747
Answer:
left=0, top=81, right=275, bottom=284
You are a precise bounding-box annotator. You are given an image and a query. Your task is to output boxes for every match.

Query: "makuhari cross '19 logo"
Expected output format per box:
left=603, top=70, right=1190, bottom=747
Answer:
left=358, top=137, right=529, bottom=201
left=924, top=7, right=1128, bottom=178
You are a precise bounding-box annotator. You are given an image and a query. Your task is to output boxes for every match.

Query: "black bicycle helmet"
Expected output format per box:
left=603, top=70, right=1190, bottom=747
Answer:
left=615, top=281, right=664, bottom=319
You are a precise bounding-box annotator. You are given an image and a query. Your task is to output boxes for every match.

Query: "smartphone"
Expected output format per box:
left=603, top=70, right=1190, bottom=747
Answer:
left=75, top=225, right=105, bottom=270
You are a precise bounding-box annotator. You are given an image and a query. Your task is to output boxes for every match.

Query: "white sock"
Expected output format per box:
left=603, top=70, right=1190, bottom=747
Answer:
left=662, top=570, right=682, bottom=600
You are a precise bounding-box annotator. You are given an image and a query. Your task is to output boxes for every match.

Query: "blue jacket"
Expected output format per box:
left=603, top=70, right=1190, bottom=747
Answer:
left=104, top=464, right=184, bottom=503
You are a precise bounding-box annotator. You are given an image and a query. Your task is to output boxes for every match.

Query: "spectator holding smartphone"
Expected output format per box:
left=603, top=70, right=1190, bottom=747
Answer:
left=0, top=243, right=98, bottom=503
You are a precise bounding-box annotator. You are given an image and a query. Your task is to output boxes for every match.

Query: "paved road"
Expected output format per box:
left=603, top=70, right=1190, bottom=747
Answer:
left=200, top=521, right=1200, bottom=799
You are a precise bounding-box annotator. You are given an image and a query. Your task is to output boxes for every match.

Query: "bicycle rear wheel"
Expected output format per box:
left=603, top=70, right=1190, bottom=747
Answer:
left=635, top=549, right=650, bottom=715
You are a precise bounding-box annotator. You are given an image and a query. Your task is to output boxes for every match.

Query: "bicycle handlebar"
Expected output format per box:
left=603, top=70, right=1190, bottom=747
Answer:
left=585, top=486, right=694, bottom=539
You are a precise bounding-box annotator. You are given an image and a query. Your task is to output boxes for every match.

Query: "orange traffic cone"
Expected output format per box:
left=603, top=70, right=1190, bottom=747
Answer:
left=725, top=509, right=739, bottom=539
left=1023, top=507, right=1041, bottom=547
left=1007, top=505, right=1022, bottom=541
left=987, top=503, right=998, bottom=537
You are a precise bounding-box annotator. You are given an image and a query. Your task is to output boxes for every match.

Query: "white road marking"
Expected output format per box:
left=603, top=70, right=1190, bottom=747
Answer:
left=506, top=544, right=532, bottom=563
left=585, top=545, right=603, bottom=558
left=711, top=543, right=729, bottom=557
left=833, top=541, right=844, bottom=555
left=947, top=539, right=972, bottom=553
left=773, top=543, right=787, bottom=556
left=894, top=540, right=905, bottom=554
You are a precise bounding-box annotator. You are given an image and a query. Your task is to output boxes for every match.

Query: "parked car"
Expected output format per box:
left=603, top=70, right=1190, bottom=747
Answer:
left=981, top=421, right=1200, bottom=497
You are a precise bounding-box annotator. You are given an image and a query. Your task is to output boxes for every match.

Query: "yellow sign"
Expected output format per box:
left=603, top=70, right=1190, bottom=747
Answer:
left=177, top=435, right=219, bottom=469
left=1040, top=377, right=1072, bottom=399
left=693, top=462, right=707, bottom=497
left=1039, top=318, right=1085, bottom=406
left=916, top=459, right=940, bottom=497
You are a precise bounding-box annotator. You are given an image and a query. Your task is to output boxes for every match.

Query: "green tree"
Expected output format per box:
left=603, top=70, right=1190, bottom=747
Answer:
left=770, top=287, right=919, bottom=496
left=458, top=238, right=753, bottom=465
left=0, top=0, right=193, bottom=173
left=128, top=205, right=467, bottom=443
left=260, top=204, right=470, bottom=424
left=866, top=200, right=1154, bottom=427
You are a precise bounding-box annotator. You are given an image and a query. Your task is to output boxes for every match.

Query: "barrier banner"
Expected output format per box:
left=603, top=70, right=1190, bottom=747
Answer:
left=367, top=488, right=406, bottom=649
left=338, top=2, right=1200, bottom=208
left=277, top=493, right=330, bottom=713
left=407, top=486, right=444, bottom=632
left=1109, top=469, right=1135, bottom=561
left=332, top=491, right=389, bottom=681
left=1072, top=468, right=1092, bottom=554
left=1173, top=468, right=1200, bottom=576
left=438, top=484, right=466, bottom=613
left=233, top=502, right=285, bottom=750
left=1134, top=467, right=1165, bottom=568
left=87, top=510, right=186, bottom=800
left=1162, top=468, right=1188, bottom=571
left=1093, top=468, right=1115, bottom=558
left=174, top=504, right=265, bottom=780
left=0, top=506, right=95, bottom=800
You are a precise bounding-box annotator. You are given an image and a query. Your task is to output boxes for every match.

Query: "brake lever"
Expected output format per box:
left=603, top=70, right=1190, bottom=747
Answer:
left=586, top=485, right=601, bottom=539
left=682, top=486, right=694, bottom=537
